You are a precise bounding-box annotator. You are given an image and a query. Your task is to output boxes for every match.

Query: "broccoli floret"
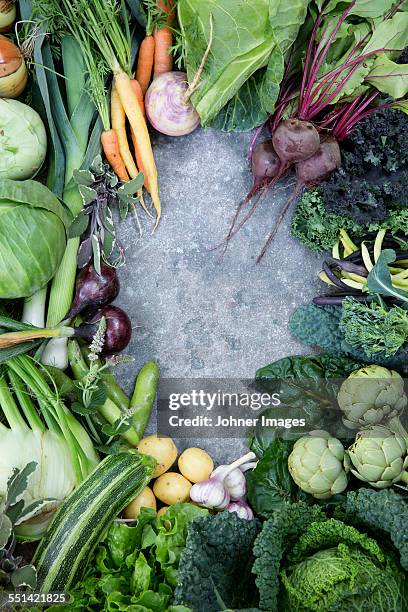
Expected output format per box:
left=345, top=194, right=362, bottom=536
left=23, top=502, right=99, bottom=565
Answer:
left=174, top=512, right=260, bottom=612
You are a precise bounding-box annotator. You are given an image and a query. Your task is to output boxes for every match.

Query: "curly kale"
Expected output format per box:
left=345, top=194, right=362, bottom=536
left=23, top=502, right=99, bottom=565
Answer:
left=291, top=187, right=408, bottom=253
left=320, top=109, right=407, bottom=225
left=340, top=297, right=408, bottom=358
left=174, top=512, right=260, bottom=611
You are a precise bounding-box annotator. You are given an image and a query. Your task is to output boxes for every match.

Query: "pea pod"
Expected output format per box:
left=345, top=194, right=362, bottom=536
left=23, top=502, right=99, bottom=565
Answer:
left=130, top=361, right=159, bottom=441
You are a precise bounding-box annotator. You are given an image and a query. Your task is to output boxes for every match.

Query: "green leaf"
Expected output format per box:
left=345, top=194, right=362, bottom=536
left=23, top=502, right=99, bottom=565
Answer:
left=366, top=57, right=408, bottom=98
left=79, top=184, right=97, bottom=206
left=11, top=565, right=37, bottom=589
left=6, top=462, right=37, bottom=513
left=367, top=249, right=408, bottom=302
left=68, top=211, right=89, bottom=238
left=322, top=0, right=393, bottom=19
left=363, top=11, right=408, bottom=57
left=179, top=0, right=276, bottom=126
left=0, top=513, right=12, bottom=548
left=71, top=401, right=98, bottom=416
left=102, top=418, right=132, bottom=436
left=119, top=174, right=144, bottom=195
left=90, top=154, right=104, bottom=175
left=0, top=179, right=69, bottom=228
left=269, top=0, right=311, bottom=54
left=88, top=383, right=108, bottom=408
left=247, top=439, right=302, bottom=518
left=131, top=552, right=152, bottom=595
left=73, top=169, right=95, bottom=187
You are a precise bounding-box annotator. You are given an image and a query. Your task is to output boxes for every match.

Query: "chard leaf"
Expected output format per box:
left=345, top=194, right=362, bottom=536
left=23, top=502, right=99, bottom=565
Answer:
left=367, top=249, right=408, bottom=302
left=366, top=57, right=408, bottom=98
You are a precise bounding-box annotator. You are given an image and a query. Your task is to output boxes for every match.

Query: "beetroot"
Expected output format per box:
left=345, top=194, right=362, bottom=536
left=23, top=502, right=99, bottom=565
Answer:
left=272, top=119, right=320, bottom=164
left=75, top=305, right=132, bottom=356
left=296, top=136, right=341, bottom=186
left=251, top=140, right=281, bottom=184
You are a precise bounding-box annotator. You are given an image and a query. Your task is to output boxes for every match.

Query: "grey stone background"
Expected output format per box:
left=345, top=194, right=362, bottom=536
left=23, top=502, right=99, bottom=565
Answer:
left=115, top=127, right=321, bottom=460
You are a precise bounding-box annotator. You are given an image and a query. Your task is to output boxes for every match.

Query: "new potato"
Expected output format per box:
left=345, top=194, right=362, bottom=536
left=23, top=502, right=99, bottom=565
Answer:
left=123, top=486, right=156, bottom=519
left=178, top=447, right=214, bottom=483
left=153, top=473, right=191, bottom=505
left=137, top=435, right=177, bottom=477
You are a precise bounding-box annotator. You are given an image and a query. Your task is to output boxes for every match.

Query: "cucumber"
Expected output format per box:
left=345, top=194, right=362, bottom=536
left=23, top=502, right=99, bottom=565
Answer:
left=34, top=451, right=155, bottom=592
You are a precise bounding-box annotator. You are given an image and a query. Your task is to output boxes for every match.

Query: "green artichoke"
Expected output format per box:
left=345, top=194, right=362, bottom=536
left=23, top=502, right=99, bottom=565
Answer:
left=337, top=365, right=407, bottom=429
left=347, top=425, right=408, bottom=488
left=288, top=430, right=349, bottom=499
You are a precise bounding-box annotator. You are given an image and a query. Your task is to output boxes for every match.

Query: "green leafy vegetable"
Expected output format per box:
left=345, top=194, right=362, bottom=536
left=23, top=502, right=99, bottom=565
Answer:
left=175, top=511, right=260, bottom=611
left=0, top=464, right=38, bottom=590
left=253, top=492, right=408, bottom=611
left=178, top=0, right=311, bottom=130
left=247, top=438, right=306, bottom=517
left=60, top=504, right=208, bottom=611
left=0, top=179, right=68, bottom=299
left=253, top=353, right=363, bottom=455
left=367, top=249, right=408, bottom=302
left=341, top=296, right=408, bottom=358
left=289, top=302, right=408, bottom=368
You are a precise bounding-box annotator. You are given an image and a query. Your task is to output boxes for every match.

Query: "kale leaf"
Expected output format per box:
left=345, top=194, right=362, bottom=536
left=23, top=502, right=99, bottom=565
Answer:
left=174, top=512, right=260, bottom=612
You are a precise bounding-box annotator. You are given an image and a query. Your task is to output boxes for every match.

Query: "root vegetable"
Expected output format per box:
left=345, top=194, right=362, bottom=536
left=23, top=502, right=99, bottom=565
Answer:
left=0, top=35, right=27, bottom=98
left=75, top=305, right=132, bottom=356
left=123, top=485, right=156, bottom=518
left=0, top=1, right=16, bottom=32
left=145, top=72, right=200, bottom=137
left=157, top=506, right=169, bottom=518
left=296, top=136, right=341, bottom=186
left=66, top=263, right=120, bottom=320
left=137, top=435, right=177, bottom=477
left=272, top=119, right=320, bottom=164
left=178, top=448, right=214, bottom=483
left=153, top=472, right=191, bottom=505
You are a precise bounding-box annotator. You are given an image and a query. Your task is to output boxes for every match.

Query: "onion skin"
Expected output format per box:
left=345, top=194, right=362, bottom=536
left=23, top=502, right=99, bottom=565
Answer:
left=0, top=35, right=27, bottom=98
left=0, top=1, right=16, bottom=32
left=145, top=71, right=200, bottom=137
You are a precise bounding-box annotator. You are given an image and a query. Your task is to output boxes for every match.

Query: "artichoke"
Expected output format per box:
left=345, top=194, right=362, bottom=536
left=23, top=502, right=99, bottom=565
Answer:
left=288, top=430, right=349, bottom=499
left=347, top=425, right=408, bottom=488
left=337, top=365, right=407, bottom=429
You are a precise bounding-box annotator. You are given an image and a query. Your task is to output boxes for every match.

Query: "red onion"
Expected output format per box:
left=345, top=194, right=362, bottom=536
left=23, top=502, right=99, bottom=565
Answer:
left=145, top=71, right=200, bottom=137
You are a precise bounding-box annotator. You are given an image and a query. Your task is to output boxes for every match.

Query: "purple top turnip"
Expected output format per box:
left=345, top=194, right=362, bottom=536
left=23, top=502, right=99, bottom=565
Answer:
left=145, top=71, right=200, bottom=137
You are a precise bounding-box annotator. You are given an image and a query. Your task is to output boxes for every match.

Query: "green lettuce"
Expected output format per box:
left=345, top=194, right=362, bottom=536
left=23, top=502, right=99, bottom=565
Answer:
left=56, top=504, right=207, bottom=611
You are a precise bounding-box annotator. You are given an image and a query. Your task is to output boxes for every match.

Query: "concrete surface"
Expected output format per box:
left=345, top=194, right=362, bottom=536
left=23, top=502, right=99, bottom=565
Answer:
left=114, top=127, right=321, bottom=460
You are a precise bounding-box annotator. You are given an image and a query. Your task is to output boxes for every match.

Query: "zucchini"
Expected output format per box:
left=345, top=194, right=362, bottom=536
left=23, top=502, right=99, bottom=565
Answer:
left=34, top=451, right=155, bottom=591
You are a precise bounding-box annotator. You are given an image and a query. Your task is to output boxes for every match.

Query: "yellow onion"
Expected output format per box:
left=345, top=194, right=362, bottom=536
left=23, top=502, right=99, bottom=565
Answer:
left=0, top=34, right=27, bottom=98
left=0, top=1, right=16, bottom=33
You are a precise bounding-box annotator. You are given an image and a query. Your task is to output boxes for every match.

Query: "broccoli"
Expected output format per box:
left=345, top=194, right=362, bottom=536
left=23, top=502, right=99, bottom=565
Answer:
left=340, top=297, right=408, bottom=358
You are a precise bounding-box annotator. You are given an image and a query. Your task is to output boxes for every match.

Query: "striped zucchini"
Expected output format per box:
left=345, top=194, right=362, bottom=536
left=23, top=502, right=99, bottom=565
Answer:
left=34, top=451, right=156, bottom=592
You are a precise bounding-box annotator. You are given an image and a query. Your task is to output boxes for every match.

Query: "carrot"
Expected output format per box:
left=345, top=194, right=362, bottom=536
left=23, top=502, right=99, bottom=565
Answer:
left=135, top=35, right=155, bottom=96
left=101, top=129, right=129, bottom=181
left=111, top=85, right=139, bottom=179
left=153, top=26, right=173, bottom=78
left=114, top=71, right=160, bottom=226
left=130, top=79, right=145, bottom=117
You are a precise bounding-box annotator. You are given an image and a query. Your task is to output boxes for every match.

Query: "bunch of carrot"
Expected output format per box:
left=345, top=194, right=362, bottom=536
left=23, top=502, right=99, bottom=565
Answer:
left=101, top=0, right=175, bottom=227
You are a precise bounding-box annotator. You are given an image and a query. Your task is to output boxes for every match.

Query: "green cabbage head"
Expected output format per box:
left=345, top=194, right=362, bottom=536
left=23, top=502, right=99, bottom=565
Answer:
left=279, top=519, right=407, bottom=611
left=0, top=179, right=68, bottom=298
